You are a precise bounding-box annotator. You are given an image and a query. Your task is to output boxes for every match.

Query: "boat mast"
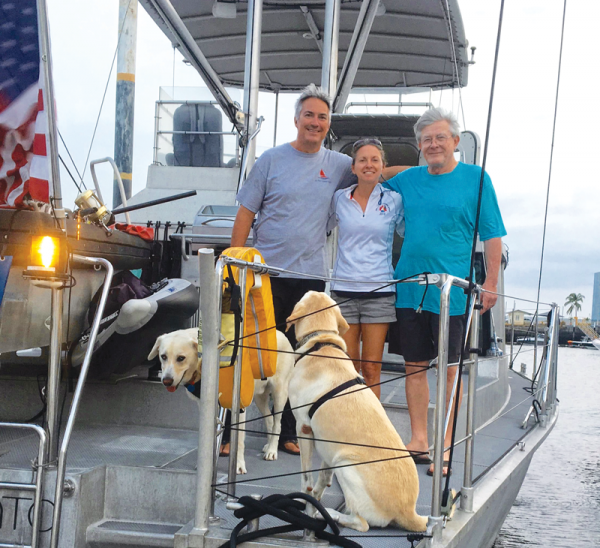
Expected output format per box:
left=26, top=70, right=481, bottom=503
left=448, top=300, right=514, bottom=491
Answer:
left=113, top=0, right=138, bottom=208
left=37, top=0, right=63, bottom=226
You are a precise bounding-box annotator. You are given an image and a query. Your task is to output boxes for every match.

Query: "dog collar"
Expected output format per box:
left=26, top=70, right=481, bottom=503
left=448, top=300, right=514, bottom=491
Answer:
left=296, top=330, right=340, bottom=350
left=186, top=371, right=200, bottom=386
left=295, top=341, right=347, bottom=364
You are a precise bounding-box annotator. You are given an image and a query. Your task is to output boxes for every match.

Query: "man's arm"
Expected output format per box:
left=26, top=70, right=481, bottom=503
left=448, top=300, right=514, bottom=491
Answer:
left=382, top=165, right=411, bottom=179
left=231, top=205, right=256, bottom=247
left=481, top=237, right=503, bottom=312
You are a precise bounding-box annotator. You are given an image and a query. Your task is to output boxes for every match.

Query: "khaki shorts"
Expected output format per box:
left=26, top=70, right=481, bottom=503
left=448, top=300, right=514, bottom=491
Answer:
left=331, top=292, right=397, bottom=324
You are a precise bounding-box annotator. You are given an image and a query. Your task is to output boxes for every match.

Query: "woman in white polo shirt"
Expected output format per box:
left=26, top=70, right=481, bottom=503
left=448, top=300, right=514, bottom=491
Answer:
left=328, top=139, right=404, bottom=399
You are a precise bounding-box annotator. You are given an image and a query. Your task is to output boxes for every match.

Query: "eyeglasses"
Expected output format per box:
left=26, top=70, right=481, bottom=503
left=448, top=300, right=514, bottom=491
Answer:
left=421, top=134, right=452, bottom=146
left=352, top=138, right=383, bottom=152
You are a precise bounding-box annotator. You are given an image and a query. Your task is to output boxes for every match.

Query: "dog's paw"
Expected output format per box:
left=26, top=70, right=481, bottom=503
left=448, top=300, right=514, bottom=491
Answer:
left=236, top=461, right=247, bottom=475
left=262, top=443, right=278, bottom=461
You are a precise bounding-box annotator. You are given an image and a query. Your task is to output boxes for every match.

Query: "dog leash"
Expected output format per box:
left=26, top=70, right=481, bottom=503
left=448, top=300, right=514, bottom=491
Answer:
left=218, top=492, right=362, bottom=548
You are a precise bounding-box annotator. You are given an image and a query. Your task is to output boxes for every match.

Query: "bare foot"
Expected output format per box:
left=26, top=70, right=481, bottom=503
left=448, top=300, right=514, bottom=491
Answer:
left=219, top=443, right=230, bottom=457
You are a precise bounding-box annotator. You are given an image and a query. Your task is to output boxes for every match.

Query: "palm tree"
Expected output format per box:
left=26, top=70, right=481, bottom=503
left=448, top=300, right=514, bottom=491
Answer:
left=564, top=293, right=585, bottom=323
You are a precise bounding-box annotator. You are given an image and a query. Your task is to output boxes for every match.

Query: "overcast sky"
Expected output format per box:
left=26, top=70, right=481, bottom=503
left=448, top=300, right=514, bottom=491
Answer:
left=48, top=0, right=600, bottom=318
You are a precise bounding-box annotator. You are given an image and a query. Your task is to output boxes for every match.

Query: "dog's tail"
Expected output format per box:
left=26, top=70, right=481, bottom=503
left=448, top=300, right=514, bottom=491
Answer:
left=394, top=512, right=428, bottom=532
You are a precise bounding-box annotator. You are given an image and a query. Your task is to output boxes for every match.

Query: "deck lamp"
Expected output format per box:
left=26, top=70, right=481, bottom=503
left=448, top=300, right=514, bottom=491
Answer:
left=23, top=229, right=69, bottom=283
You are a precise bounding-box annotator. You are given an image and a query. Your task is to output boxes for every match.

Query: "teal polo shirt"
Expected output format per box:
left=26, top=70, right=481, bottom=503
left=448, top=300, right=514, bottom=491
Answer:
left=384, top=163, right=507, bottom=316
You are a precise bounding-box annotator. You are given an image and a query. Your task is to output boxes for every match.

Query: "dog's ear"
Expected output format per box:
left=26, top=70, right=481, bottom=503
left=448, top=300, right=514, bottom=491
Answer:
left=188, top=332, right=200, bottom=351
left=148, top=335, right=164, bottom=360
left=286, top=300, right=309, bottom=332
left=334, top=304, right=350, bottom=335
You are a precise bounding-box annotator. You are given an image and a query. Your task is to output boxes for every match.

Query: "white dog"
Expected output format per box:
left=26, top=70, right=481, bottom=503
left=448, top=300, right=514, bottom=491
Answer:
left=148, top=327, right=295, bottom=474
left=286, top=291, right=427, bottom=532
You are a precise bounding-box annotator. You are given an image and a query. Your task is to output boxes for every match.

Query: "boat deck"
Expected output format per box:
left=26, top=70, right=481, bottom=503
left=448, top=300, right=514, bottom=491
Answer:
left=0, top=366, right=537, bottom=547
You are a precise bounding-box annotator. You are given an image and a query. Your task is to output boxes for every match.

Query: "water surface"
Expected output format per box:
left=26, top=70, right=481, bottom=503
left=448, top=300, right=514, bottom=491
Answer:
left=494, top=347, right=600, bottom=547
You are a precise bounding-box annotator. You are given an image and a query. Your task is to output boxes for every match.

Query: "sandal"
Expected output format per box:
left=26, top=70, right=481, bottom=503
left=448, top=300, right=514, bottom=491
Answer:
left=279, top=441, right=300, bottom=455
left=219, top=443, right=230, bottom=457
left=427, top=460, right=451, bottom=477
left=410, top=452, right=432, bottom=465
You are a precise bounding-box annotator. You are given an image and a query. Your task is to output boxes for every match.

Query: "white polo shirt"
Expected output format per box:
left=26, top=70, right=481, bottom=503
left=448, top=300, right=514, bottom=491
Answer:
left=329, top=183, right=404, bottom=293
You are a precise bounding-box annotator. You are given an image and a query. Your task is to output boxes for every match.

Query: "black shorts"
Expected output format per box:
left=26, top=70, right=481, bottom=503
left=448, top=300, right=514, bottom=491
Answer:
left=388, top=308, right=465, bottom=363
left=270, top=277, right=326, bottom=347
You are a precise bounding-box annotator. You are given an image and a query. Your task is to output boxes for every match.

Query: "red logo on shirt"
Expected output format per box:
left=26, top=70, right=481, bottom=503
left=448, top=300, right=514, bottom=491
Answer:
left=319, top=169, right=327, bottom=178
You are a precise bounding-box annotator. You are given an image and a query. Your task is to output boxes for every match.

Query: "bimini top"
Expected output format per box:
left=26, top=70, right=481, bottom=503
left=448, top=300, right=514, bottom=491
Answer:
left=140, top=0, right=470, bottom=93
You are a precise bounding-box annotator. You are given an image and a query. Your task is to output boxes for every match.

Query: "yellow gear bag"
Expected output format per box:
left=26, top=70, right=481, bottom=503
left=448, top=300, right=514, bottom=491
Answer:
left=218, top=247, right=277, bottom=409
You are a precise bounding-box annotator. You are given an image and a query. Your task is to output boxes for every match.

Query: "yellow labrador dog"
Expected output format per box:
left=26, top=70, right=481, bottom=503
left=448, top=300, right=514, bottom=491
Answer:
left=286, top=291, right=427, bottom=532
left=148, top=327, right=295, bottom=474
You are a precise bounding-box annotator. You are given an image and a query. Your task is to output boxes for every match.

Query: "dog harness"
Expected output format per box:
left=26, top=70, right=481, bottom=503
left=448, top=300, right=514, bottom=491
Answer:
left=308, top=376, right=367, bottom=419
left=294, top=340, right=367, bottom=419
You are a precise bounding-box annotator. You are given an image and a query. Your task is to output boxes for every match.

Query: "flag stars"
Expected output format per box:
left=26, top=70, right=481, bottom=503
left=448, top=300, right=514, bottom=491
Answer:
left=0, top=78, right=17, bottom=91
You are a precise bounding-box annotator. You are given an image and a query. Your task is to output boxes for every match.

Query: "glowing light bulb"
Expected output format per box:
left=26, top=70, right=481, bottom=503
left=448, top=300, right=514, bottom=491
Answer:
left=39, top=236, right=55, bottom=268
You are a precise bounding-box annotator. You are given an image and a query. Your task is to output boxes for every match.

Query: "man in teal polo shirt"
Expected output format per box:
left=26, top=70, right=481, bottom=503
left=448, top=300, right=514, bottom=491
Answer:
left=385, top=108, right=506, bottom=476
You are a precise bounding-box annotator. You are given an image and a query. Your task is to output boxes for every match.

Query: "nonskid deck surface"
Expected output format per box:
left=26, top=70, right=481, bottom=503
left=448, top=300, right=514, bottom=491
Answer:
left=0, top=370, right=535, bottom=545
left=211, top=372, right=535, bottom=544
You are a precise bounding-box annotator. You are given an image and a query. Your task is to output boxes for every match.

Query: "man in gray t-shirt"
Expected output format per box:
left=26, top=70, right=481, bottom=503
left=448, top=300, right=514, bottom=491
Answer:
left=235, top=142, right=355, bottom=276
left=232, top=84, right=356, bottom=456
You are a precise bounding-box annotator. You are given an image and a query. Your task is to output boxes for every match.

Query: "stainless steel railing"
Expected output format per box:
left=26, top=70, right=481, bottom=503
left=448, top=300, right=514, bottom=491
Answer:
left=0, top=423, right=47, bottom=548
left=191, top=254, right=560, bottom=544
left=49, top=256, right=114, bottom=548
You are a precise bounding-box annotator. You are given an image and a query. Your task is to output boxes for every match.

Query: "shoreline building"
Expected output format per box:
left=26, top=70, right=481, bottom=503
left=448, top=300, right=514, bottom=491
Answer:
left=592, top=272, right=600, bottom=324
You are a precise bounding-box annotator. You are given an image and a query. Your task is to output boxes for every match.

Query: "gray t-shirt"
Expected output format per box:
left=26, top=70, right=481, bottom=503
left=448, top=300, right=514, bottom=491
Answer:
left=236, top=143, right=355, bottom=277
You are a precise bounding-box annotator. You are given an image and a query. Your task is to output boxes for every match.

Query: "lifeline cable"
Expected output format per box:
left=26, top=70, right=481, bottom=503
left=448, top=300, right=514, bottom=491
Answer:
left=229, top=362, right=435, bottom=429
left=214, top=451, right=421, bottom=488
left=229, top=426, right=429, bottom=456
left=442, top=0, right=506, bottom=508
left=227, top=341, right=438, bottom=368
left=231, top=272, right=428, bottom=343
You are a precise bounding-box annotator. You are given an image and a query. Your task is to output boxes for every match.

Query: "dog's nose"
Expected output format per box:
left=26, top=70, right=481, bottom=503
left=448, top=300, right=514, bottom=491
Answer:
left=162, top=377, right=174, bottom=387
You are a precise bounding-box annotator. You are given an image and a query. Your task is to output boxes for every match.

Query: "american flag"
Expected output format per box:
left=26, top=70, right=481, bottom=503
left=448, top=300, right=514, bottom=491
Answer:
left=0, top=0, right=50, bottom=208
